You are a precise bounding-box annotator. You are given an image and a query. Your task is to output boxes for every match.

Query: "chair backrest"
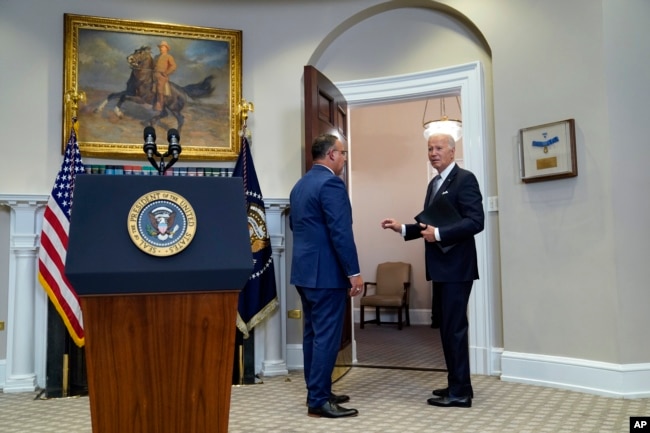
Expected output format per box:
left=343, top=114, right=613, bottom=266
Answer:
left=375, top=262, right=411, bottom=296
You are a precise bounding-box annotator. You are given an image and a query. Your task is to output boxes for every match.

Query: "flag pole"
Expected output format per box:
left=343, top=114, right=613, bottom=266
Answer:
left=235, top=98, right=256, bottom=386
left=64, top=98, right=83, bottom=398
left=63, top=94, right=85, bottom=397
left=62, top=354, right=69, bottom=397
left=234, top=98, right=278, bottom=384
left=238, top=345, right=244, bottom=385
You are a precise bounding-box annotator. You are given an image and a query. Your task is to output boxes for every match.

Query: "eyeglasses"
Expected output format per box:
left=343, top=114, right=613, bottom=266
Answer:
left=332, top=149, right=348, bottom=157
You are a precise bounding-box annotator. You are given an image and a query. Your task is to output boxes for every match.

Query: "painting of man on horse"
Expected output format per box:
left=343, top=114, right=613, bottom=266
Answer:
left=94, top=44, right=215, bottom=132
left=77, top=29, right=233, bottom=150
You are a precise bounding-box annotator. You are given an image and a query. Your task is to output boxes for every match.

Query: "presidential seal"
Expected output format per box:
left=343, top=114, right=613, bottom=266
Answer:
left=247, top=202, right=270, bottom=253
left=127, top=190, right=197, bottom=257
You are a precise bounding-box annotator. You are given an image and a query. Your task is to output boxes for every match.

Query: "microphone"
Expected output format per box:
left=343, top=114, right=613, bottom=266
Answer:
left=143, top=126, right=158, bottom=158
left=167, top=128, right=182, bottom=159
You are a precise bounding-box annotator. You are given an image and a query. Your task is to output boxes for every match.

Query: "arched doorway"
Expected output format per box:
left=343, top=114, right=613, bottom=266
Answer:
left=281, top=2, right=499, bottom=377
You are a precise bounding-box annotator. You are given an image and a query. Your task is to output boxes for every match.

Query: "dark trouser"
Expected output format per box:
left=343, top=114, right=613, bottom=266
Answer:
left=296, top=286, right=347, bottom=408
left=431, top=283, right=442, bottom=327
left=434, top=280, right=473, bottom=398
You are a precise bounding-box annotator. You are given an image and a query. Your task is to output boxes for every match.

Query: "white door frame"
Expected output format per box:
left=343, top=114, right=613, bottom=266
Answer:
left=336, top=61, right=496, bottom=375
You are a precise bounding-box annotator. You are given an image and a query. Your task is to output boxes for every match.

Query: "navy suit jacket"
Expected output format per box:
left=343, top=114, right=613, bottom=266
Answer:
left=405, top=164, right=484, bottom=282
left=289, top=165, right=360, bottom=289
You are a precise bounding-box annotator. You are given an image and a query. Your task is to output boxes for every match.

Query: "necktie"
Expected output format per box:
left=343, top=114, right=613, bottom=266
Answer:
left=432, top=174, right=442, bottom=195
left=429, top=175, right=441, bottom=205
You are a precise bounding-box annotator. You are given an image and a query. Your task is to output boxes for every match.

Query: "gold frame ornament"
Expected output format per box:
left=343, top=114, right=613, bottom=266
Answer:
left=519, top=118, right=577, bottom=183
left=127, top=190, right=197, bottom=257
left=63, top=13, right=243, bottom=161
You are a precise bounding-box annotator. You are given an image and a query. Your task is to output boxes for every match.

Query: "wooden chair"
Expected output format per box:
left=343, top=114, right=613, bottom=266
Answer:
left=360, top=262, right=411, bottom=330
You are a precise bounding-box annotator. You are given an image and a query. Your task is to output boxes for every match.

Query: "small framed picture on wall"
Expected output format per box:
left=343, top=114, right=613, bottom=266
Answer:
left=519, top=118, right=577, bottom=183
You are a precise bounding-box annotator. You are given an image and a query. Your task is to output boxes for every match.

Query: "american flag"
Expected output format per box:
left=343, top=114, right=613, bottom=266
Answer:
left=37, top=124, right=86, bottom=347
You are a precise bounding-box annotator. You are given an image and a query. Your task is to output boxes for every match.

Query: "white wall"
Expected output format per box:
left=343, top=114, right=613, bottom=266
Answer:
left=602, top=0, right=650, bottom=364
left=2, top=0, right=650, bottom=394
left=485, top=0, right=618, bottom=362
left=479, top=0, right=650, bottom=365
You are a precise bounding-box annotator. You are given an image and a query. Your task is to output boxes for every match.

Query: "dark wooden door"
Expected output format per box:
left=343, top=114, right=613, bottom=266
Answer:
left=303, top=65, right=352, bottom=380
left=304, top=65, right=349, bottom=184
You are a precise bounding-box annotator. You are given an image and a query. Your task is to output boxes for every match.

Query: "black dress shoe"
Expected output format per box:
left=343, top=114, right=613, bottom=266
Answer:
left=308, top=401, right=358, bottom=418
left=330, top=393, right=350, bottom=404
left=305, top=393, right=350, bottom=406
left=432, top=388, right=474, bottom=398
left=427, top=395, right=472, bottom=408
left=432, top=387, right=449, bottom=397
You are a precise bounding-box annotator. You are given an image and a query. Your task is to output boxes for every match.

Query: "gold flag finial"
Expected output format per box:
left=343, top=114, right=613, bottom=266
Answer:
left=65, top=90, right=86, bottom=120
left=239, top=98, right=254, bottom=130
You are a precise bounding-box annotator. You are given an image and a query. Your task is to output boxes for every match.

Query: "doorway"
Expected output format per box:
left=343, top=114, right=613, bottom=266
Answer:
left=349, top=94, right=463, bottom=371
left=337, top=63, right=495, bottom=375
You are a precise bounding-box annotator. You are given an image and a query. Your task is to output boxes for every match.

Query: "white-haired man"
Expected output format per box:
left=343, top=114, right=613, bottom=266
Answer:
left=381, top=131, right=484, bottom=408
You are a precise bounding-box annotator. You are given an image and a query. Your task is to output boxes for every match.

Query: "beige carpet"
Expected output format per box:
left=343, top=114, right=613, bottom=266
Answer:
left=354, top=323, right=445, bottom=370
left=1, top=368, right=648, bottom=432
left=1, top=325, right=648, bottom=432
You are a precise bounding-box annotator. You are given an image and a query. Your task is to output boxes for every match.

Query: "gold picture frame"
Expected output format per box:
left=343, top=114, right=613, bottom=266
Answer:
left=519, top=118, right=577, bottom=183
left=63, top=13, right=242, bottom=161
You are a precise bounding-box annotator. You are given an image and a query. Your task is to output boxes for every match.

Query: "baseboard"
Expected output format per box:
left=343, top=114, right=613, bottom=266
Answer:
left=286, top=344, right=304, bottom=370
left=501, top=351, right=650, bottom=398
left=0, top=359, right=5, bottom=390
left=260, top=360, right=289, bottom=377
left=354, top=308, right=432, bottom=326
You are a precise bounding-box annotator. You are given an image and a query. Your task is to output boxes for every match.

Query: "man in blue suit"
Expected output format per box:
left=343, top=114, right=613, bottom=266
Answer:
left=290, top=134, right=364, bottom=418
left=381, top=132, right=484, bottom=408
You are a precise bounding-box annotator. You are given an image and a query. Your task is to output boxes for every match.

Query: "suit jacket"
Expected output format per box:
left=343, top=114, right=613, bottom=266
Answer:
left=289, top=165, right=360, bottom=289
left=405, top=164, right=484, bottom=282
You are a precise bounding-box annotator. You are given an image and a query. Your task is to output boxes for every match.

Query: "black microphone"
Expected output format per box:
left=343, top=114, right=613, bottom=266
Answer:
left=167, top=128, right=182, bottom=159
left=143, top=126, right=158, bottom=158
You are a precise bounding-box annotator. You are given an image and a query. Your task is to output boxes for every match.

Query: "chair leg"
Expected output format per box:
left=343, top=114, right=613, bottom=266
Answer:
left=397, top=308, right=403, bottom=330
left=405, top=304, right=410, bottom=326
left=360, top=305, right=365, bottom=329
left=375, top=307, right=381, bottom=326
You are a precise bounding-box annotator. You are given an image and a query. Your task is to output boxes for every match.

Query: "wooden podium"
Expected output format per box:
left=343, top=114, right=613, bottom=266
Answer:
left=65, top=175, right=253, bottom=433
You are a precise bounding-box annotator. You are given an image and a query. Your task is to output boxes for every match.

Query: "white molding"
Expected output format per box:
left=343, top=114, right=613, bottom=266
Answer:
left=257, top=199, right=290, bottom=377
left=501, top=351, right=650, bottom=399
left=286, top=344, right=304, bottom=370
left=337, top=62, right=494, bottom=375
left=0, top=194, right=49, bottom=392
left=1, top=195, right=291, bottom=390
left=0, top=360, right=5, bottom=389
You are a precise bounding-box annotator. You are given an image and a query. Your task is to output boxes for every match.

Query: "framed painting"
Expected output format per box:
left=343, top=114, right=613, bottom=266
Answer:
left=519, top=118, right=577, bottom=183
left=63, top=13, right=242, bottom=161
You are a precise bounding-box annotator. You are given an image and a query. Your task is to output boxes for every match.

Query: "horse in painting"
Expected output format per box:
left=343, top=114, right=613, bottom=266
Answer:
left=95, top=46, right=215, bottom=132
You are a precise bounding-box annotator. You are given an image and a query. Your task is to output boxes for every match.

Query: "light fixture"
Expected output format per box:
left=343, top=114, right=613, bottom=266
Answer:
left=422, top=96, right=462, bottom=142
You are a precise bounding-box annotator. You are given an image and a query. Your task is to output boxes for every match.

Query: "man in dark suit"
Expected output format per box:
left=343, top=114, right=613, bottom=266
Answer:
left=290, top=134, right=364, bottom=418
left=380, top=132, right=484, bottom=408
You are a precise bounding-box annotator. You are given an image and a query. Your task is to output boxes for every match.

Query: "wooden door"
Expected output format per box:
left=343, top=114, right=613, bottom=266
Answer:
left=303, top=65, right=352, bottom=381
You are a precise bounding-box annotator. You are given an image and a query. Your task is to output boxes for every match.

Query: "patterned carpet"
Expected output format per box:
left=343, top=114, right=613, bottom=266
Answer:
left=2, top=369, right=648, bottom=432
left=354, top=323, right=445, bottom=370
left=1, top=324, right=648, bottom=432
